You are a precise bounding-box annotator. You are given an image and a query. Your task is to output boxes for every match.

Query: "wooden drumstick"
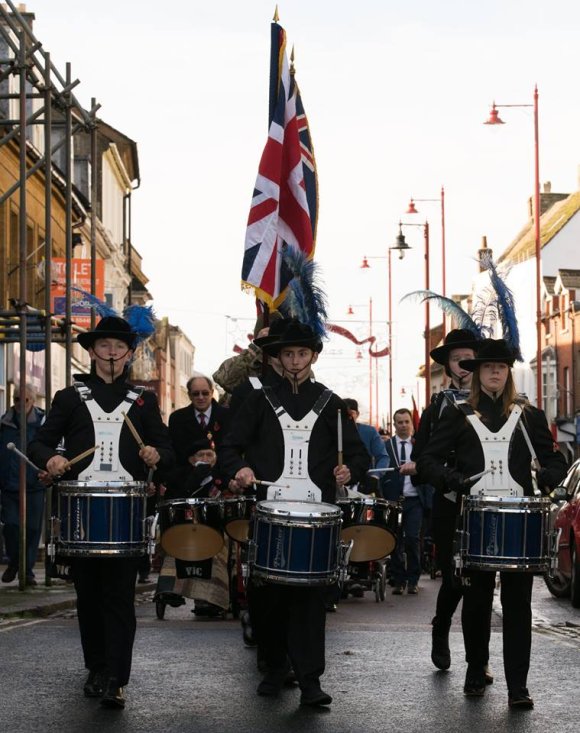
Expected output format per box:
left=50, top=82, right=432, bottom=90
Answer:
left=337, top=409, right=343, bottom=470
left=64, top=445, right=99, bottom=469
left=121, top=411, right=145, bottom=449
left=122, top=411, right=158, bottom=480
left=254, top=479, right=291, bottom=489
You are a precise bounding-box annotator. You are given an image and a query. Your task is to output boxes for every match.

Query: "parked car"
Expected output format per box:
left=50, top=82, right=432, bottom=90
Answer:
left=544, top=458, right=580, bottom=607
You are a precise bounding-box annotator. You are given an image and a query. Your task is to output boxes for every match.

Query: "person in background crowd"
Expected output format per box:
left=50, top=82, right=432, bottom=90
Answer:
left=0, top=385, right=46, bottom=585
left=343, top=398, right=389, bottom=495
left=383, top=408, right=432, bottom=595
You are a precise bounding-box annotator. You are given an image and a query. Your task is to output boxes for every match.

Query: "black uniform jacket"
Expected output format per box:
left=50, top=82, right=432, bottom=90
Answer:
left=220, top=377, right=370, bottom=504
left=416, top=392, right=567, bottom=498
left=29, top=371, right=175, bottom=481
left=228, top=366, right=284, bottom=417
left=411, top=389, right=462, bottom=518
left=168, top=400, right=230, bottom=466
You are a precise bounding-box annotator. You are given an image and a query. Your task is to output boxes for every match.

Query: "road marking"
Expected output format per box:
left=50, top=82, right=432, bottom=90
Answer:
left=0, top=618, right=48, bottom=632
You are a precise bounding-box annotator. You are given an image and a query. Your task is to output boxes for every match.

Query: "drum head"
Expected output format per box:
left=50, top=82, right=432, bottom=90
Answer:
left=258, top=500, right=340, bottom=519
left=161, top=525, right=224, bottom=562
left=342, top=525, right=396, bottom=562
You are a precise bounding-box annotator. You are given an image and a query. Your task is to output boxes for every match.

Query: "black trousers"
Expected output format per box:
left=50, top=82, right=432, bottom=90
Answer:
left=250, top=582, right=326, bottom=690
left=71, top=557, right=140, bottom=686
left=462, top=570, right=533, bottom=692
left=432, top=511, right=463, bottom=626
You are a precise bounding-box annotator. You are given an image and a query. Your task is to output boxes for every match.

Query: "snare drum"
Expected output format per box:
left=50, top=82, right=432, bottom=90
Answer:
left=459, top=495, right=554, bottom=572
left=222, top=496, right=256, bottom=543
left=55, top=480, right=147, bottom=557
left=251, top=500, right=342, bottom=585
left=337, top=497, right=400, bottom=562
left=158, top=498, right=224, bottom=562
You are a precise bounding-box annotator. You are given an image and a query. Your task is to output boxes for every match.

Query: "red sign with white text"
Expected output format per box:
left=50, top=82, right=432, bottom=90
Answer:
left=51, top=258, right=105, bottom=329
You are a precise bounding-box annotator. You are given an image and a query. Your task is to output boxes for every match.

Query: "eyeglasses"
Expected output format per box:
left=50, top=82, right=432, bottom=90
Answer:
left=190, top=390, right=211, bottom=397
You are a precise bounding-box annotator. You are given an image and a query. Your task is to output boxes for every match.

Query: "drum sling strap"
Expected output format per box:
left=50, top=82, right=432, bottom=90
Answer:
left=261, top=385, right=333, bottom=502
left=73, top=382, right=144, bottom=481
left=456, top=400, right=525, bottom=497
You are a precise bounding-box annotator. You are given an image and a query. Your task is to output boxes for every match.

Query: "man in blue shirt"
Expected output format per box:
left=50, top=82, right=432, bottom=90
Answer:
left=343, top=399, right=389, bottom=495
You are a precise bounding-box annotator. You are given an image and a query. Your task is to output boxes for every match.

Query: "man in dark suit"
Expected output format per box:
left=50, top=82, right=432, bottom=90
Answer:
left=168, top=375, right=230, bottom=471
left=383, top=408, right=432, bottom=595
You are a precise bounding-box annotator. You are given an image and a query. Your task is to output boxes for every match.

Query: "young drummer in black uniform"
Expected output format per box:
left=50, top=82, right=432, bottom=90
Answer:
left=220, top=318, right=369, bottom=706
left=417, top=339, right=566, bottom=709
left=29, top=316, right=174, bottom=709
left=404, top=329, right=492, bottom=674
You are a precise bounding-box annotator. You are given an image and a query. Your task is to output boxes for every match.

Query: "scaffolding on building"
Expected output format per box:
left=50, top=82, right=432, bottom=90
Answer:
left=0, top=0, right=103, bottom=589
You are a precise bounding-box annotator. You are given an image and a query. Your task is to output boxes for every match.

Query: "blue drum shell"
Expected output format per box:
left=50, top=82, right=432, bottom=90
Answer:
left=254, top=517, right=340, bottom=581
left=58, top=490, right=146, bottom=556
left=466, top=505, right=544, bottom=568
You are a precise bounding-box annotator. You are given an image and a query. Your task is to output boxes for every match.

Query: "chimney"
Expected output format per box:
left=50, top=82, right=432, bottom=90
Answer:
left=478, top=236, right=491, bottom=272
left=528, top=182, right=568, bottom=220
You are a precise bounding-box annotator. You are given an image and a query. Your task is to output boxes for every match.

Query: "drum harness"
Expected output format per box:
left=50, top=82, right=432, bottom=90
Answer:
left=73, top=382, right=145, bottom=481
left=260, top=383, right=333, bottom=502
left=246, top=379, right=352, bottom=581
left=454, top=399, right=532, bottom=497
left=452, top=400, right=555, bottom=577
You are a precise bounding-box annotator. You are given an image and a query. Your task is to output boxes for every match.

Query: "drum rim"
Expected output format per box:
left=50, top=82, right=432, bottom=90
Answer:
left=257, top=499, right=342, bottom=518
left=158, top=497, right=223, bottom=508
left=57, top=480, right=146, bottom=489
left=464, top=495, right=552, bottom=508
left=336, top=497, right=394, bottom=506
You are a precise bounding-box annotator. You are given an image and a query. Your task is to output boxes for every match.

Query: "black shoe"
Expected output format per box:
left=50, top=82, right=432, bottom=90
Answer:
left=83, top=671, right=105, bottom=698
left=1, top=566, right=17, bottom=583
left=431, top=618, right=451, bottom=671
left=300, top=684, right=332, bottom=706
left=257, top=665, right=290, bottom=697
left=484, top=664, right=494, bottom=684
left=508, top=688, right=534, bottom=710
left=350, top=585, right=364, bottom=598
left=325, top=602, right=337, bottom=612
left=407, top=585, right=418, bottom=595
left=25, top=575, right=37, bottom=587
left=464, top=667, right=486, bottom=697
left=392, top=585, right=405, bottom=595
left=137, top=574, right=150, bottom=584
left=100, top=678, right=125, bottom=709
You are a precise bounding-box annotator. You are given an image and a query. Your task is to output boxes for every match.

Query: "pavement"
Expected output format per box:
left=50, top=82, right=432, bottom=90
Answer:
left=0, top=562, right=156, bottom=618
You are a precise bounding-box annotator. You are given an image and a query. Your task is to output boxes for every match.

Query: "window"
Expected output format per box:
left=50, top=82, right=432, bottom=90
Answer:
left=564, top=366, right=571, bottom=416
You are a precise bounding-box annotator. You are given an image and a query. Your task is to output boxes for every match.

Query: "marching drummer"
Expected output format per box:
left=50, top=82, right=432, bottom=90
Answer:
left=417, top=338, right=566, bottom=709
left=220, top=317, right=369, bottom=707
left=29, top=315, right=174, bottom=710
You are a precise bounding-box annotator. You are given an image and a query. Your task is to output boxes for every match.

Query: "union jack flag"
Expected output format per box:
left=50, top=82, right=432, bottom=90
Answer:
left=242, top=22, right=318, bottom=309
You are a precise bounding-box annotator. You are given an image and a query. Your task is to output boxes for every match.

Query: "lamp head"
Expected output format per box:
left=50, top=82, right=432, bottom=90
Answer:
left=484, top=102, right=505, bottom=125
left=391, top=223, right=411, bottom=260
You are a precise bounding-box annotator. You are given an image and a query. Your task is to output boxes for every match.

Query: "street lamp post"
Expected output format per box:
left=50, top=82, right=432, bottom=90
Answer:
left=406, top=186, right=446, bottom=336
left=347, top=298, right=374, bottom=424
left=392, top=220, right=431, bottom=408
left=361, top=251, right=393, bottom=426
left=484, top=86, right=542, bottom=407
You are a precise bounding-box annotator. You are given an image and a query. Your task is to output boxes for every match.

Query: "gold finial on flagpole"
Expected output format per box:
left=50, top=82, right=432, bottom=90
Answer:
left=273, top=5, right=279, bottom=22
left=290, top=44, right=295, bottom=75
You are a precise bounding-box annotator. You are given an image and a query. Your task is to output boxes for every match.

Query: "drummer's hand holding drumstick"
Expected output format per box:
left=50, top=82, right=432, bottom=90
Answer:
left=232, top=467, right=256, bottom=492
left=46, top=454, right=71, bottom=479
left=334, top=464, right=351, bottom=486
left=139, top=445, right=160, bottom=468
left=399, top=461, right=417, bottom=476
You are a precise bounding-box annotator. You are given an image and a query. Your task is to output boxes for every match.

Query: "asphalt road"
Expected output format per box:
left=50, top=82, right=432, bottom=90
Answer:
left=1, top=575, right=579, bottom=733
